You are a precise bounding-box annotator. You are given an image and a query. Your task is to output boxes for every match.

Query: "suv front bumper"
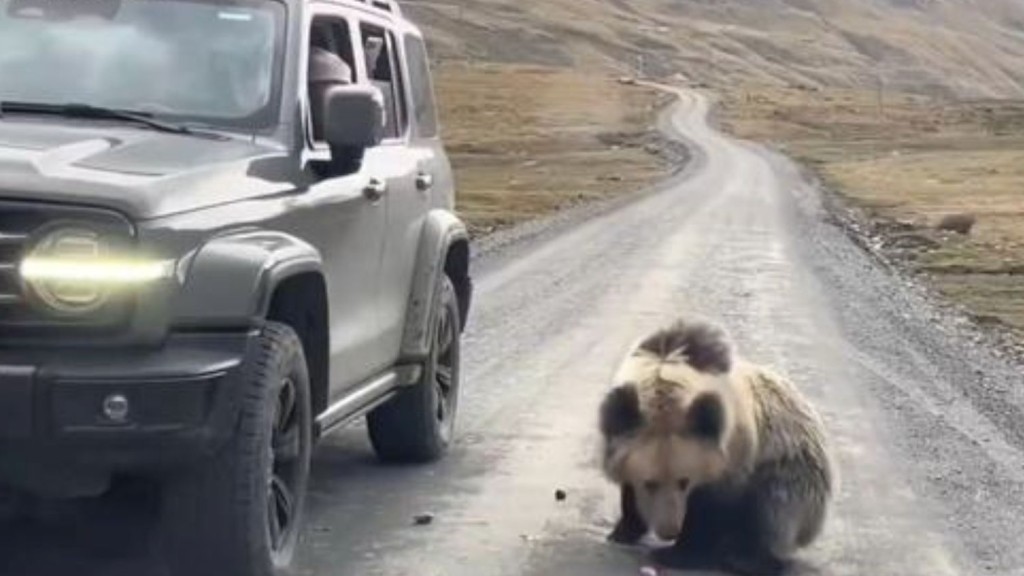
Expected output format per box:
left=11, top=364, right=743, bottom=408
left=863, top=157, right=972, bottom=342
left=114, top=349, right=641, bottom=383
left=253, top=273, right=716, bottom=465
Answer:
left=0, top=331, right=254, bottom=494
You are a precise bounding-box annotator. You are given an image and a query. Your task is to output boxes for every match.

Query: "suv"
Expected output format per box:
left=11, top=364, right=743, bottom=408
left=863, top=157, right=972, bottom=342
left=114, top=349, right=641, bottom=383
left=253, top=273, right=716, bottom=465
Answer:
left=0, top=0, right=471, bottom=574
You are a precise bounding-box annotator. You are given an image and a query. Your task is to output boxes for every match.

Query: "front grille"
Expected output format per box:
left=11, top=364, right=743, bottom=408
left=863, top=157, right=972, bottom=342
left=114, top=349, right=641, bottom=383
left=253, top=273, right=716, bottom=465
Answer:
left=0, top=200, right=133, bottom=337
left=0, top=210, right=39, bottom=313
left=0, top=231, right=28, bottom=307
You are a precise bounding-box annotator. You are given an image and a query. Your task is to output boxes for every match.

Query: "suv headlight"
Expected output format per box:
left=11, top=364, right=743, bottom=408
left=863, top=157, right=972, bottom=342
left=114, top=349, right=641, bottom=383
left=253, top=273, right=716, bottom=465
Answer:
left=20, top=226, right=173, bottom=315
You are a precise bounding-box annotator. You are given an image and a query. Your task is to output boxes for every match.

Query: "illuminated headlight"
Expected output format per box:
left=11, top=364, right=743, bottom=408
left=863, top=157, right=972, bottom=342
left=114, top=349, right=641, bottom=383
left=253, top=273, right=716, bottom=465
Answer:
left=19, top=227, right=172, bottom=315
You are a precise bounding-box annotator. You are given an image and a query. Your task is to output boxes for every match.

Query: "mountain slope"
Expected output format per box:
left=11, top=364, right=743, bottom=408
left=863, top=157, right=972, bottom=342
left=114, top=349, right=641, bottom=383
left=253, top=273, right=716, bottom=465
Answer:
left=408, top=0, right=1024, bottom=97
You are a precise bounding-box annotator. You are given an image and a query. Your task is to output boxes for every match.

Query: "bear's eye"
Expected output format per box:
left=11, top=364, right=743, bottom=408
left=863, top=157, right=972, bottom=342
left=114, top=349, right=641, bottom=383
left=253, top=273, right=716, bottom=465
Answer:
left=643, top=480, right=660, bottom=492
left=678, top=479, right=690, bottom=491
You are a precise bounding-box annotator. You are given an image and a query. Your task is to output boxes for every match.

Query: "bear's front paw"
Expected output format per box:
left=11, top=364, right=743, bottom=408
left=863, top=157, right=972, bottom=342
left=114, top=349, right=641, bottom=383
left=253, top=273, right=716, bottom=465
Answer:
left=649, top=545, right=716, bottom=570
left=607, top=520, right=646, bottom=545
left=720, top=552, right=788, bottom=576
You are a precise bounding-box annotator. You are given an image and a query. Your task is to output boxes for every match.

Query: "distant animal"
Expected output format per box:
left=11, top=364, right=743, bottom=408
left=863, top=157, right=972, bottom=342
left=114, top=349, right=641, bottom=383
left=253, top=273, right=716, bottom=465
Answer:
left=599, top=319, right=835, bottom=576
left=936, top=213, right=976, bottom=235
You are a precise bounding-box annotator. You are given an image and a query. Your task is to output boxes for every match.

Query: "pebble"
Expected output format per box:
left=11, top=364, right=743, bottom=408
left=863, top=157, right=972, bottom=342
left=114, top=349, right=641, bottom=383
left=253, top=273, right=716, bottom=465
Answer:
left=555, top=489, right=567, bottom=501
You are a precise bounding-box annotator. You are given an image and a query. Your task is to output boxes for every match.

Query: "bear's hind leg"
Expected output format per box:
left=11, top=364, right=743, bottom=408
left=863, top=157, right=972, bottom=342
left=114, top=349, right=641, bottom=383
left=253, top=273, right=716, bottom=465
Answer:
left=608, top=484, right=648, bottom=544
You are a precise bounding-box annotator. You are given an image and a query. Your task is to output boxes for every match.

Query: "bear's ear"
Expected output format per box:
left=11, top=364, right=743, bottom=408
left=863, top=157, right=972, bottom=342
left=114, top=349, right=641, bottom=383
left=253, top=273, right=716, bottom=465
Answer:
left=600, top=384, right=644, bottom=439
left=685, top=392, right=727, bottom=443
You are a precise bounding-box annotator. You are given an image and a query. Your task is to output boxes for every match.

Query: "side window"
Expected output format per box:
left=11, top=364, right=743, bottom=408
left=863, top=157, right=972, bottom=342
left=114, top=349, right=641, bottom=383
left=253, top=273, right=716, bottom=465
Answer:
left=307, top=17, right=357, bottom=144
left=404, top=35, right=438, bottom=139
left=360, top=23, right=407, bottom=140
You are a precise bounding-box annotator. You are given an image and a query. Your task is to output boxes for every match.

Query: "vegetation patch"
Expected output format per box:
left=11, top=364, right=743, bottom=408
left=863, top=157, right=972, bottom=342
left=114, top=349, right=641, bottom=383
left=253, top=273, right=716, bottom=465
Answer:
left=720, top=85, right=1024, bottom=334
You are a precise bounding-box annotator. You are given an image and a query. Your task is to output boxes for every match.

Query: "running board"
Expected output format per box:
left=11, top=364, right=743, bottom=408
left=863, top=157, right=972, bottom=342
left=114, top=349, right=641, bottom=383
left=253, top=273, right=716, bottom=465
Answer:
left=315, top=371, right=398, bottom=438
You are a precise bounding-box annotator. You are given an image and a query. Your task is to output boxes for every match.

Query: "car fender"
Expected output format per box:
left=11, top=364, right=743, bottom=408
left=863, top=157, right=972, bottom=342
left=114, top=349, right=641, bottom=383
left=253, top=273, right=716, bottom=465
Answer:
left=172, top=230, right=324, bottom=329
left=400, top=210, right=470, bottom=362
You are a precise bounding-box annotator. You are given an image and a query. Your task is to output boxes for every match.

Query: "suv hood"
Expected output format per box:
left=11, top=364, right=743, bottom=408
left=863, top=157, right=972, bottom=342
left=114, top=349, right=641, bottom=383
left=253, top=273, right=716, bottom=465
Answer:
left=0, top=120, right=298, bottom=220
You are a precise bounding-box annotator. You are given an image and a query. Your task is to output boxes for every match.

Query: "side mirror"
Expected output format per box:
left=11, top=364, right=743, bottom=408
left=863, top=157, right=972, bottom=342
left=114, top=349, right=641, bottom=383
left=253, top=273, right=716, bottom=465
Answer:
left=324, top=84, right=385, bottom=152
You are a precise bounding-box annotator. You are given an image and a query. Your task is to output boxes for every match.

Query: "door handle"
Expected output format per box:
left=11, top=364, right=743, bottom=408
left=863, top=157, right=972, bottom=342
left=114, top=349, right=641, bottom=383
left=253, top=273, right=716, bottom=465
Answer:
left=363, top=178, right=387, bottom=202
left=415, top=172, right=434, bottom=192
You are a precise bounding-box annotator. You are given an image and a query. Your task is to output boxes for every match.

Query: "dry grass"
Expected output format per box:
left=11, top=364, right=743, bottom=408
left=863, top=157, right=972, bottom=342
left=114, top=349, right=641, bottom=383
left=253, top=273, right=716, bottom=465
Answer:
left=434, top=63, right=674, bottom=235
left=720, top=85, right=1024, bottom=330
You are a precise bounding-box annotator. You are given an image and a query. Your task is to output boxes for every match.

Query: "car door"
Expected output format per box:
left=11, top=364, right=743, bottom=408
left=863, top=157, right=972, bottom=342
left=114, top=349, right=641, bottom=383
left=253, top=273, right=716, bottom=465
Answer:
left=355, top=19, right=422, bottom=364
left=300, top=7, right=389, bottom=394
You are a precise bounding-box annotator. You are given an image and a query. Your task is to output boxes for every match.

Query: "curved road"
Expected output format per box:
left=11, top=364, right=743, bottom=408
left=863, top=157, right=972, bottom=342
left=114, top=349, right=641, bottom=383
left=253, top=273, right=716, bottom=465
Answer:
left=7, top=90, right=1024, bottom=576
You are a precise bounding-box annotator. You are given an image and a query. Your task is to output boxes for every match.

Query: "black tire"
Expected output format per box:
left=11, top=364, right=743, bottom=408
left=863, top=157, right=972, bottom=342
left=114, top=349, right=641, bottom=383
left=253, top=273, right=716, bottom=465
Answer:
left=158, top=322, right=312, bottom=576
left=368, top=274, right=461, bottom=463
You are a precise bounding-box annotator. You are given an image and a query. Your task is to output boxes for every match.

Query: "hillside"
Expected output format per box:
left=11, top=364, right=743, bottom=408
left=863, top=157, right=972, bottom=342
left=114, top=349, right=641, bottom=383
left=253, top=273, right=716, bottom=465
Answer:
left=408, top=0, right=1024, bottom=98
left=414, top=0, right=1024, bottom=337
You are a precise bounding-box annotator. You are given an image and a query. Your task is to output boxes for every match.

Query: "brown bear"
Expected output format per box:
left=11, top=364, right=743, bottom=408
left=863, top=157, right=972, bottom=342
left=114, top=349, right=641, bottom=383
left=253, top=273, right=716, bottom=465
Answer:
left=599, top=319, right=834, bottom=575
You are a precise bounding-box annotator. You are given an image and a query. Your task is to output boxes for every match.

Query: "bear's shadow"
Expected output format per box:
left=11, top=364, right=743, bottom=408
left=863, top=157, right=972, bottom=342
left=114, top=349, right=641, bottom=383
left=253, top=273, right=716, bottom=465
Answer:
left=612, top=537, right=825, bottom=576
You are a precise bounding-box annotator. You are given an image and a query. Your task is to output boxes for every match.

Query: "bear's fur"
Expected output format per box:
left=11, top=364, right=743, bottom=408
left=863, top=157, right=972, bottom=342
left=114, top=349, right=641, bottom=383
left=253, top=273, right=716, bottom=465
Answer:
left=599, top=319, right=834, bottom=575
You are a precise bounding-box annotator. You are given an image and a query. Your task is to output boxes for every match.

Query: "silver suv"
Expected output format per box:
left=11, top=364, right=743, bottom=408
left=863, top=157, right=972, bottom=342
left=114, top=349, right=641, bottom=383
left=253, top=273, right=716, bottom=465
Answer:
left=0, top=0, right=471, bottom=574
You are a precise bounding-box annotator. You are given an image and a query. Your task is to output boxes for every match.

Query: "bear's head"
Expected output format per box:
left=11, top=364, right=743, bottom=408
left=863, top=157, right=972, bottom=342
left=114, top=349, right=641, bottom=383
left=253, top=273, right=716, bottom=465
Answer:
left=600, top=320, right=737, bottom=541
left=604, top=386, right=732, bottom=540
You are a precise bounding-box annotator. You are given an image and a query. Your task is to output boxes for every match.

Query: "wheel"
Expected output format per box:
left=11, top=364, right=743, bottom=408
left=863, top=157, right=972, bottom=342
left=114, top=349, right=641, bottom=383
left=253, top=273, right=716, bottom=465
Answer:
left=158, top=322, right=312, bottom=576
left=368, top=274, right=461, bottom=463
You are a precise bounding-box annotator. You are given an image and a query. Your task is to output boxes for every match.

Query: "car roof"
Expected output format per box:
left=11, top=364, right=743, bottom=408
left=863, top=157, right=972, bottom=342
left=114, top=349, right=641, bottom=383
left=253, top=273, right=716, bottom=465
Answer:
left=317, top=0, right=401, bottom=20
left=310, top=0, right=422, bottom=35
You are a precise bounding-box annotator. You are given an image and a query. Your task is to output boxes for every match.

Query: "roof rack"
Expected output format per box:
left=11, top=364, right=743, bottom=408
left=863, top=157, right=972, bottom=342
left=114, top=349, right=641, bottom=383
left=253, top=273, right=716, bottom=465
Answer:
left=351, top=0, right=401, bottom=16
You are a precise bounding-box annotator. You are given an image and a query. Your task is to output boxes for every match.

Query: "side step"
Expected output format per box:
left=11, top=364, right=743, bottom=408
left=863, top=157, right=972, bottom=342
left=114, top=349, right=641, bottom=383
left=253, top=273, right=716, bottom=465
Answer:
left=314, top=371, right=398, bottom=439
left=314, top=364, right=423, bottom=439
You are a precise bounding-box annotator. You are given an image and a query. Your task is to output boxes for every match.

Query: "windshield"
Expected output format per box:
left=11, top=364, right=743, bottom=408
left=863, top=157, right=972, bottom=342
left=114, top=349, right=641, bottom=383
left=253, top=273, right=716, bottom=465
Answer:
left=0, top=0, right=285, bottom=130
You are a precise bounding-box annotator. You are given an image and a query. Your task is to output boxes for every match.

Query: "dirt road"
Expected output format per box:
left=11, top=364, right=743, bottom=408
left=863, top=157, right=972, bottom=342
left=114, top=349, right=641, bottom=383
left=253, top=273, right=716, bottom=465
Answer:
left=6, top=90, right=1024, bottom=576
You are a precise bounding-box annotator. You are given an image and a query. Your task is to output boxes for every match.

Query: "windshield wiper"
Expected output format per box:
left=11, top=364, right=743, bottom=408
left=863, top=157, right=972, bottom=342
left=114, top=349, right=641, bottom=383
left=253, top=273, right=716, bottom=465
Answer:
left=0, top=101, right=224, bottom=139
